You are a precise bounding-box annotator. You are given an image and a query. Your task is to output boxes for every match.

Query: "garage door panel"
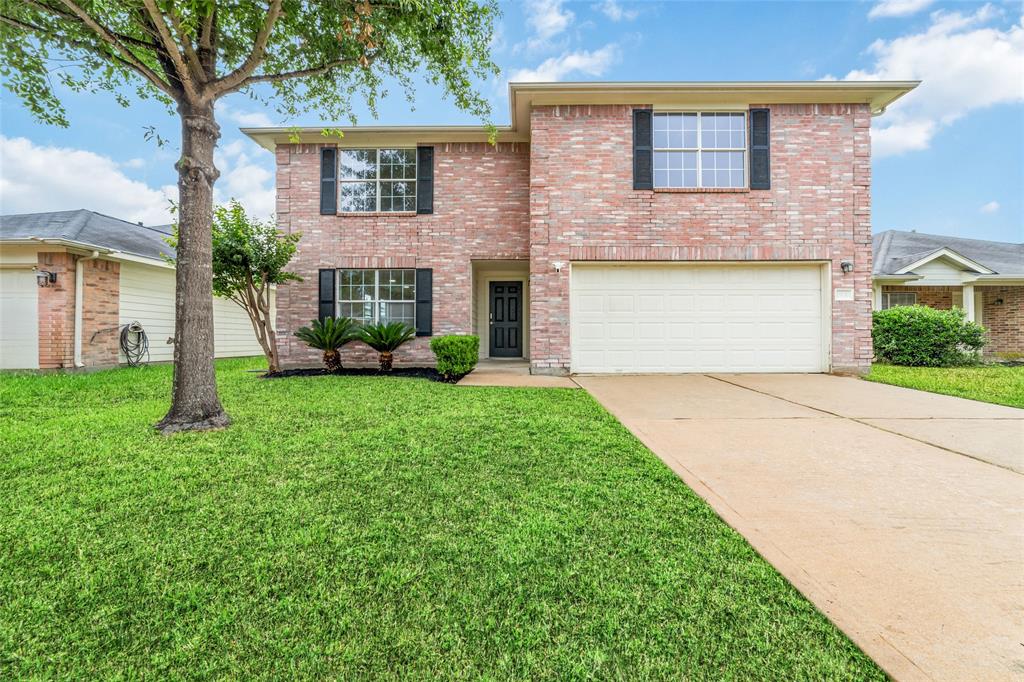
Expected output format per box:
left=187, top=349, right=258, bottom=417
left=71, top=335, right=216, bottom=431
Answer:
left=0, top=270, right=39, bottom=369
left=571, top=263, right=825, bottom=373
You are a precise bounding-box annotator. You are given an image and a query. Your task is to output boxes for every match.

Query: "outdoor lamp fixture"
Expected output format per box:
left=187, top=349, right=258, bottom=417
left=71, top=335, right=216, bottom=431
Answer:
left=840, top=261, right=854, bottom=274
left=36, top=270, right=57, bottom=287
left=553, top=261, right=566, bottom=273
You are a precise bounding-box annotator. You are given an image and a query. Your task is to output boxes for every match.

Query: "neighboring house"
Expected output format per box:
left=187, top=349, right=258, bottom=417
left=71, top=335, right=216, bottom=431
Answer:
left=873, top=230, right=1023, bottom=357
left=0, top=209, right=271, bottom=370
left=244, top=80, right=917, bottom=375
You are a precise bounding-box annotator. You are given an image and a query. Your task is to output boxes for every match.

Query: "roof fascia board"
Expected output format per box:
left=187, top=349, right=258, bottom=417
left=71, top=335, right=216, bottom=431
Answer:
left=894, top=247, right=995, bottom=275
left=242, top=81, right=918, bottom=150
left=872, top=274, right=923, bottom=283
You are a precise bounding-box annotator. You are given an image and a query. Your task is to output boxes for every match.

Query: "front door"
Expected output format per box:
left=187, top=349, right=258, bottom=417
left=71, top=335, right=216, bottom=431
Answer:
left=489, top=281, right=523, bottom=357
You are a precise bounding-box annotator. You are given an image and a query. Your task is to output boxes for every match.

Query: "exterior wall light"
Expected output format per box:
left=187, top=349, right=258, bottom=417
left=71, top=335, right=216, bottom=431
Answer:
left=36, top=270, right=57, bottom=287
left=840, top=261, right=853, bottom=274
left=553, top=261, right=566, bottom=273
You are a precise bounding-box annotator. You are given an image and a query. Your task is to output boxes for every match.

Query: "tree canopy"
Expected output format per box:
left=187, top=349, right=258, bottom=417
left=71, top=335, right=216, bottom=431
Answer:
left=0, top=0, right=499, bottom=125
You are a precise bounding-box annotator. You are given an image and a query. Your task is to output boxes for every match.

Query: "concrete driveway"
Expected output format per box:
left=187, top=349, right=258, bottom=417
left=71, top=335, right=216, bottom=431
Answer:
left=576, top=374, right=1024, bottom=682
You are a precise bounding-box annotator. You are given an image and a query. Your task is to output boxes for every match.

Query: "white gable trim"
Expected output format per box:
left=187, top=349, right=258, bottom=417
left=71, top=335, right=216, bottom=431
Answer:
left=895, top=248, right=994, bottom=275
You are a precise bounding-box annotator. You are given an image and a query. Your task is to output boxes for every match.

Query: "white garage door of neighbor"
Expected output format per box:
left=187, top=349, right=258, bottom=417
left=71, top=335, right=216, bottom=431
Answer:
left=0, top=269, right=40, bottom=369
left=571, top=263, right=827, bottom=373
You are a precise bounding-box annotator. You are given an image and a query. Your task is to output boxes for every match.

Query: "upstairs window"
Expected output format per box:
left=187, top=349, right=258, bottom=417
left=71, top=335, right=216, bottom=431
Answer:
left=653, top=112, right=746, bottom=189
left=339, top=149, right=417, bottom=212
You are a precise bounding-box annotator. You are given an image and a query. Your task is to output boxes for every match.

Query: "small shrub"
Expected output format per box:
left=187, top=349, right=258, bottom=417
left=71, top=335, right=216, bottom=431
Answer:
left=293, top=317, right=358, bottom=371
left=358, top=322, right=416, bottom=371
left=431, top=335, right=479, bottom=381
left=872, top=305, right=985, bottom=367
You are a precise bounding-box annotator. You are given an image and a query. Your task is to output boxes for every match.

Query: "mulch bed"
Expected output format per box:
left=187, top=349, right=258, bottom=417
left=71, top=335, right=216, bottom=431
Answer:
left=262, top=366, right=463, bottom=383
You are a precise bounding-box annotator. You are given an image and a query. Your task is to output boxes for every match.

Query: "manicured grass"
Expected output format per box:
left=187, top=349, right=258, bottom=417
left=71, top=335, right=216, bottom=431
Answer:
left=1, top=358, right=882, bottom=679
left=866, top=363, right=1024, bottom=409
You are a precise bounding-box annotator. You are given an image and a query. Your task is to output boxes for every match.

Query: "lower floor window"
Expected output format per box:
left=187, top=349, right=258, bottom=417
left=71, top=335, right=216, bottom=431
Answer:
left=338, top=269, right=416, bottom=326
left=882, top=291, right=917, bottom=309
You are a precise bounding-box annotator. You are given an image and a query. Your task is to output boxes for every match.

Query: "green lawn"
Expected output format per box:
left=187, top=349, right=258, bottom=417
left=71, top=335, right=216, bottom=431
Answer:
left=1, top=358, right=881, bottom=680
left=866, top=364, right=1024, bottom=409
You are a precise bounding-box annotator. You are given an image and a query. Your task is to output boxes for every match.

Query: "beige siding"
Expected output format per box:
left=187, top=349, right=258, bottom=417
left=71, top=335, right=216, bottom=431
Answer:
left=118, top=261, right=272, bottom=362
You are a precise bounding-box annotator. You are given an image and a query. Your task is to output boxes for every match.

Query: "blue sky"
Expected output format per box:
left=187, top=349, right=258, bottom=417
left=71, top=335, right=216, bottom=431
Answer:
left=1, top=0, right=1021, bottom=242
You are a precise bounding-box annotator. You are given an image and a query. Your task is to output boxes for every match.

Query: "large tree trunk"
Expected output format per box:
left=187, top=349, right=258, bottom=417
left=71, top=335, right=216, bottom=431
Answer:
left=156, top=101, right=230, bottom=433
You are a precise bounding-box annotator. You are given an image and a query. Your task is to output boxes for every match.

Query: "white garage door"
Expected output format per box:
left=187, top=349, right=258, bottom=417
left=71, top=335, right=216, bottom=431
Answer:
left=571, top=263, right=827, bottom=373
left=0, top=269, right=40, bottom=369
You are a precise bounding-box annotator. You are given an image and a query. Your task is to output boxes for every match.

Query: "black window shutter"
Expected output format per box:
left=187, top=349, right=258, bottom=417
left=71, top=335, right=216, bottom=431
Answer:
left=416, top=146, right=434, bottom=214
left=749, top=109, right=771, bottom=190
left=415, top=268, right=432, bottom=336
left=318, top=269, right=336, bottom=321
left=633, top=108, right=653, bottom=190
left=320, top=147, right=337, bottom=215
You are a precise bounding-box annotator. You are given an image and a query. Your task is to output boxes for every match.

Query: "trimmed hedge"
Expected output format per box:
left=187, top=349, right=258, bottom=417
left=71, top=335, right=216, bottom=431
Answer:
left=430, top=335, right=479, bottom=380
left=872, top=305, right=985, bottom=367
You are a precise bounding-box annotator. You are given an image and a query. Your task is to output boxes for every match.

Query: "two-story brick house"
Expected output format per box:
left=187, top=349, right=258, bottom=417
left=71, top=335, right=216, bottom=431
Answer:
left=244, top=81, right=917, bottom=375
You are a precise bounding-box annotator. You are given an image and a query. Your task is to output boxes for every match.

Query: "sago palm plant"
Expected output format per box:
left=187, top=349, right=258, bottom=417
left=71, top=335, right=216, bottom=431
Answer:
left=358, top=321, right=416, bottom=371
left=293, top=317, right=358, bottom=372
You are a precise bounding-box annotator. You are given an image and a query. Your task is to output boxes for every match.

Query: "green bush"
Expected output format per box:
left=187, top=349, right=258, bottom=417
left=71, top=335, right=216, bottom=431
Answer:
left=872, top=305, right=985, bottom=367
left=430, top=335, right=479, bottom=381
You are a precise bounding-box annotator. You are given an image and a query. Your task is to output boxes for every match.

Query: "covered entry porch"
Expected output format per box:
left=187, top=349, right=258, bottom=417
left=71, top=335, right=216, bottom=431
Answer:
left=471, top=260, right=530, bottom=361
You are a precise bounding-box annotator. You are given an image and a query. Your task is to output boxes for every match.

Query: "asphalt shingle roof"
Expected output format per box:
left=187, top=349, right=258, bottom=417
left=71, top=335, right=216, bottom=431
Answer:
left=872, top=230, right=1023, bottom=276
left=0, top=209, right=174, bottom=261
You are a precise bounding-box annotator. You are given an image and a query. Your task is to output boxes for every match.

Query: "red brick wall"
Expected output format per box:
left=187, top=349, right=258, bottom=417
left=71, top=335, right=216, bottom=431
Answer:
left=36, top=253, right=121, bottom=369
left=80, top=258, right=120, bottom=367
left=37, top=252, right=75, bottom=369
left=274, top=142, right=531, bottom=366
left=981, top=286, right=1023, bottom=357
left=528, top=103, right=874, bottom=374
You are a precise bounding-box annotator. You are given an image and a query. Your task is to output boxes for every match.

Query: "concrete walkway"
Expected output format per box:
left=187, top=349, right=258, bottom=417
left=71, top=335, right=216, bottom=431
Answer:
left=457, top=359, right=578, bottom=388
left=576, top=373, right=1024, bottom=682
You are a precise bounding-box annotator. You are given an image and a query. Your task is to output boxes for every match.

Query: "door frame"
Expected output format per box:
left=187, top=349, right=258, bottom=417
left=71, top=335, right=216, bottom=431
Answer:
left=488, top=280, right=524, bottom=358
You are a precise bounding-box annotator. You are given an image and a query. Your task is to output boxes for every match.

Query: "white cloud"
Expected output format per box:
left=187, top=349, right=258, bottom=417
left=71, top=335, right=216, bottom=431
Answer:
left=213, top=139, right=275, bottom=221
left=842, top=5, right=1024, bottom=157
left=121, top=157, right=146, bottom=169
left=0, top=135, right=276, bottom=226
left=509, top=44, right=619, bottom=82
left=980, top=200, right=1001, bottom=214
left=596, top=0, right=638, bottom=22
left=528, top=0, right=574, bottom=42
left=868, top=0, right=934, bottom=20
left=218, top=100, right=274, bottom=128
left=0, top=135, right=176, bottom=225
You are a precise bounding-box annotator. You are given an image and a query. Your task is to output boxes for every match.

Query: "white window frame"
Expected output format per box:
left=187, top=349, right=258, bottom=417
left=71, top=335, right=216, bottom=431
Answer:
left=881, top=291, right=917, bottom=309
left=338, top=148, right=417, bottom=213
left=653, top=111, right=748, bottom=189
left=337, top=268, right=417, bottom=325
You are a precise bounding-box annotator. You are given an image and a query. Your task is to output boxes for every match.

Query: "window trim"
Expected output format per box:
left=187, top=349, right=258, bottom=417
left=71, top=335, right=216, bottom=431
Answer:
left=881, top=291, right=917, bottom=309
left=336, top=268, right=417, bottom=325
left=337, top=148, right=418, bottom=214
left=652, top=111, right=749, bottom=190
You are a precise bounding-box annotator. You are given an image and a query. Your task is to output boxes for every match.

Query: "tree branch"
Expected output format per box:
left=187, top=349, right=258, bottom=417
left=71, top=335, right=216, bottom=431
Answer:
left=49, top=0, right=175, bottom=98
left=138, top=0, right=201, bottom=101
left=164, top=3, right=204, bottom=83
left=1, top=9, right=173, bottom=98
left=209, top=0, right=283, bottom=96
left=229, top=54, right=367, bottom=93
left=24, top=0, right=157, bottom=48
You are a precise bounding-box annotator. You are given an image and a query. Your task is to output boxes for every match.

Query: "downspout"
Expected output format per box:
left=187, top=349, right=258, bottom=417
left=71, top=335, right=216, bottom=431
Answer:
left=73, top=251, right=100, bottom=368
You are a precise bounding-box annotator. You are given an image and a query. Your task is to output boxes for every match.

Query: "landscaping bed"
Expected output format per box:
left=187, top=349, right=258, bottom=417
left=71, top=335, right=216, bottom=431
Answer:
left=264, top=366, right=456, bottom=382
left=0, top=357, right=883, bottom=679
